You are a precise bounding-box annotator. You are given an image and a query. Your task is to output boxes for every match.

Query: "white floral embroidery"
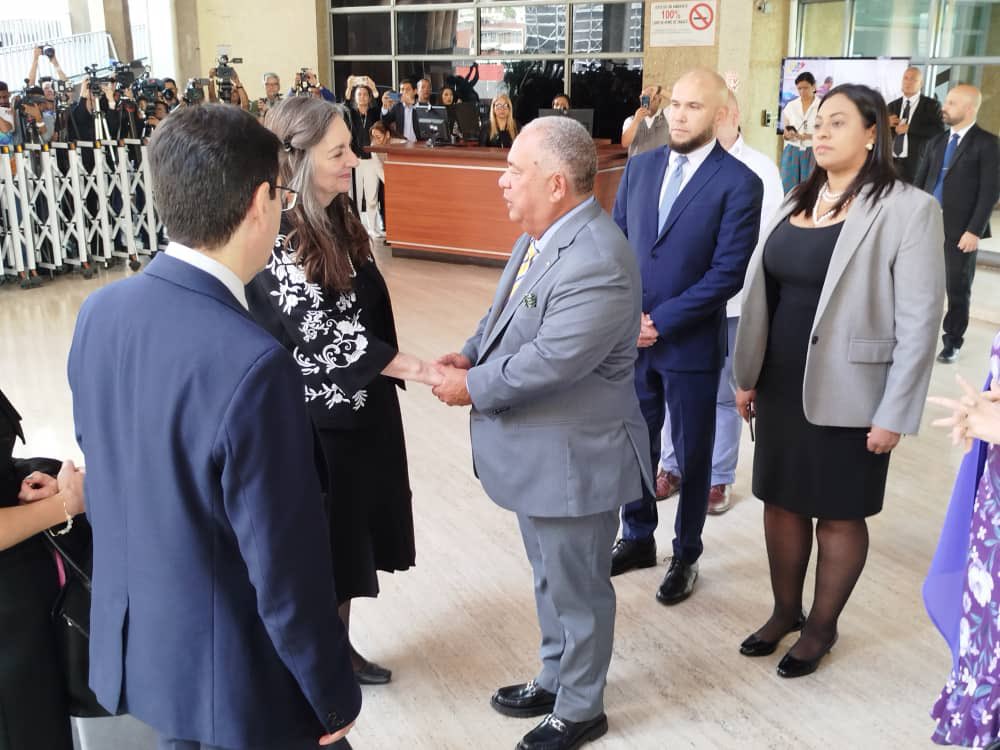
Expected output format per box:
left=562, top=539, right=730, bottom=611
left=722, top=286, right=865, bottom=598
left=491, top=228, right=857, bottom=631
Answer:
left=970, top=562, right=994, bottom=607
left=266, top=242, right=373, bottom=413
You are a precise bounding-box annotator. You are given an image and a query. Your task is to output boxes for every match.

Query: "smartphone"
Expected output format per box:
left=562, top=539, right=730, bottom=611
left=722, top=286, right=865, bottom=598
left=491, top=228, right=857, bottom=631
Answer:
left=388, top=92, right=401, bottom=103
left=640, top=94, right=650, bottom=109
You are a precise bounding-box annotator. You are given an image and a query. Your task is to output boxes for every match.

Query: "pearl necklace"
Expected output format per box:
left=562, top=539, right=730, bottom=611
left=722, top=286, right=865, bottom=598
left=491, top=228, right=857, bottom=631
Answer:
left=812, top=183, right=850, bottom=225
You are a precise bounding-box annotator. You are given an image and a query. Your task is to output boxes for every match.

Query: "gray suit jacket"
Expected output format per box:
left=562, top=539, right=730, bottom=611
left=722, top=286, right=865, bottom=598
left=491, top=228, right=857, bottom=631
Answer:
left=461, top=199, right=652, bottom=518
left=733, top=182, right=945, bottom=435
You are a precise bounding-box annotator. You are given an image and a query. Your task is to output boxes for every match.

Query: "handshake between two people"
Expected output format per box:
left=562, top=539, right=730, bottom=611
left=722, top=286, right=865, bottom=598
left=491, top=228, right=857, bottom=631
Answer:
left=383, top=351, right=474, bottom=407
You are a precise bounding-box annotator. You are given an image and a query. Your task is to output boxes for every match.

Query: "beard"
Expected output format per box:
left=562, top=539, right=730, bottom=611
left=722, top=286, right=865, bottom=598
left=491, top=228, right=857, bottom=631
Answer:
left=669, top=123, right=715, bottom=154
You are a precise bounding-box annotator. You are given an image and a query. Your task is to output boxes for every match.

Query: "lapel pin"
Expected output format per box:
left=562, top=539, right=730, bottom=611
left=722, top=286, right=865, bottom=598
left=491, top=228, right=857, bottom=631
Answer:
left=523, top=293, right=537, bottom=308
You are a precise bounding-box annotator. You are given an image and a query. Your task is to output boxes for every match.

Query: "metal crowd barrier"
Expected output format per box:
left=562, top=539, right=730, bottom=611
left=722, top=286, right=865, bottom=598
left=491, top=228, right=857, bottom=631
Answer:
left=0, top=139, right=165, bottom=284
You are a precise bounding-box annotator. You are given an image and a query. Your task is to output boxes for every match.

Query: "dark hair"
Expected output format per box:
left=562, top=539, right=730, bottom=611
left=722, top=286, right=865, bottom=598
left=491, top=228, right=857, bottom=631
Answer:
left=0, top=81, right=8, bottom=92
left=553, top=93, right=571, bottom=107
left=795, top=72, right=816, bottom=87
left=788, top=83, right=897, bottom=219
left=148, top=104, right=280, bottom=249
left=163, top=78, right=176, bottom=87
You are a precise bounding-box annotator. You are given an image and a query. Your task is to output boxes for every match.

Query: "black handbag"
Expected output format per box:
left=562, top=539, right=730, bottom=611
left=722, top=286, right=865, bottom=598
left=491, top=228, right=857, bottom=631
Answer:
left=15, top=456, right=109, bottom=719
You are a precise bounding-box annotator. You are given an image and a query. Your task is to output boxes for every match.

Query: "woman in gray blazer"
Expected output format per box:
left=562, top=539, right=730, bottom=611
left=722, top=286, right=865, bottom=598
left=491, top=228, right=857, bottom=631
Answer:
left=732, top=84, right=945, bottom=678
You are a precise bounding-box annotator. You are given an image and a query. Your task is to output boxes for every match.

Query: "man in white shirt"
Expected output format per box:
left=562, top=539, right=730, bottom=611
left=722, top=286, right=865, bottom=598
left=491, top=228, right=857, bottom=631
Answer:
left=887, top=66, right=944, bottom=184
left=657, top=90, right=783, bottom=514
left=621, top=84, right=666, bottom=158
left=382, top=80, right=420, bottom=142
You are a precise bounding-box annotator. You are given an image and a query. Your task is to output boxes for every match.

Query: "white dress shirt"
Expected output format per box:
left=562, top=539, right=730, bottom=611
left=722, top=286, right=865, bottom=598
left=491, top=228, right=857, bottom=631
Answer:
left=165, top=241, right=248, bottom=309
left=658, top=137, right=717, bottom=207
left=621, top=108, right=665, bottom=134
left=894, top=93, right=921, bottom=159
left=781, top=96, right=820, bottom=151
left=950, top=120, right=975, bottom=146
left=725, top=135, right=785, bottom=317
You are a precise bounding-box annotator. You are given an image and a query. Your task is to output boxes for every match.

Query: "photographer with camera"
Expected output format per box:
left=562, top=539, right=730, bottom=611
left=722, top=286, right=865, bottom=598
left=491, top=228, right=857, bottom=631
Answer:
left=289, top=68, right=335, bottom=102
left=0, top=83, right=15, bottom=148
left=161, top=78, right=180, bottom=110
left=208, top=56, right=249, bottom=110
left=251, top=72, right=281, bottom=121
left=27, top=45, right=68, bottom=89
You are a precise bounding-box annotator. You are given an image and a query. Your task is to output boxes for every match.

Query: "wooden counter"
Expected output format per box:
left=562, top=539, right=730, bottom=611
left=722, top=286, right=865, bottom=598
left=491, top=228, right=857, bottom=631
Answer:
left=370, top=142, right=627, bottom=264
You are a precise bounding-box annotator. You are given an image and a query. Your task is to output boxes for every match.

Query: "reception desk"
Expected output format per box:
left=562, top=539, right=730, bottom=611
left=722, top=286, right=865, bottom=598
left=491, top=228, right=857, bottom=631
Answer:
left=370, top=142, right=627, bottom=264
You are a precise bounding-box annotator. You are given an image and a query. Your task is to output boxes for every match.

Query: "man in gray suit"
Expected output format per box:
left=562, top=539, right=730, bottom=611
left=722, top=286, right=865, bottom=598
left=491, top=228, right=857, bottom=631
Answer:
left=433, top=116, right=650, bottom=750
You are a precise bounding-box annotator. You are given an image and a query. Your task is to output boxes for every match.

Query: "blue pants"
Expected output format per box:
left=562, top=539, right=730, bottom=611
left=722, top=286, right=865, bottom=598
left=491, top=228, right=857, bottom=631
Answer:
left=621, top=349, right=720, bottom=564
left=661, top=317, right=741, bottom=486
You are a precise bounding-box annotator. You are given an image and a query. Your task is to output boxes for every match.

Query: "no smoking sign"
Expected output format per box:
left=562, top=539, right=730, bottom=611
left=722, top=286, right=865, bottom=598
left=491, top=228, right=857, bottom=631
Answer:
left=650, top=0, right=718, bottom=47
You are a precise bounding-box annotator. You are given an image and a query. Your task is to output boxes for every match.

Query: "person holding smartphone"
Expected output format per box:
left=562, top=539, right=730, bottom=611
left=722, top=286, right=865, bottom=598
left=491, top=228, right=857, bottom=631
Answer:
left=621, top=84, right=666, bottom=158
left=779, top=72, right=820, bottom=193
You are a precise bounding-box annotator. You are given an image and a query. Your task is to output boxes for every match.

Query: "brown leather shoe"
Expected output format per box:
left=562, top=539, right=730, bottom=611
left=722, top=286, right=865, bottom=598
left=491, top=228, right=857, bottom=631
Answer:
left=655, top=469, right=681, bottom=501
left=707, top=484, right=732, bottom=515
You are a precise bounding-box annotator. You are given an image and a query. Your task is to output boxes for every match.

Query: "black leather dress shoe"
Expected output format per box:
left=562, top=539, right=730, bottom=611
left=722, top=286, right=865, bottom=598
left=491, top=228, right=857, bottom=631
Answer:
left=610, top=537, right=656, bottom=577
left=937, top=346, right=959, bottom=363
left=739, top=612, right=807, bottom=657
left=354, top=659, right=392, bottom=685
left=655, top=558, right=697, bottom=605
left=516, top=713, right=608, bottom=750
left=776, top=634, right=838, bottom=678
left=491, top=680, right=556, bottom=718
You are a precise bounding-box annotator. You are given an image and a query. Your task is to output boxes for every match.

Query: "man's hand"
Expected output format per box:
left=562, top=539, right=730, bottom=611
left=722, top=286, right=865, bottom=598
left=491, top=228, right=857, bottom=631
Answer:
left=958, top=231, right=979, bottom=253
left=633, top=105, right=651, bottom=121
left=432, top=365, right=472, bottom=406
left=435, top=352, right=472, bottom=370
left=888, top=114, right=900, bottom=128
left=894, top=121, right=909, bottom=135
left=866, top=425, right=900, bottom=455
left=736, top=388, right=756, bottom=423
left=319, top=722, right=354, bottom=746
left=18, top=471, right=59, bottom=503
left=23, top=103, right=42, bottom=122
left=637, top=313, right=659, bottom=348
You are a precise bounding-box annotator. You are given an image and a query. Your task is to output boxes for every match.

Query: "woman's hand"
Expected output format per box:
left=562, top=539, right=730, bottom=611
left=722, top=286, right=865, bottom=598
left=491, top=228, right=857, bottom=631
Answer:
left=18, top=471, right=59, bottom=503
left=866, top=425, right=901, bottom=455
left=928, top=374, right=1000, bottom=450
left=736, top=388, right=756, bottom=423
left=57, top=460, right=86, bottom=516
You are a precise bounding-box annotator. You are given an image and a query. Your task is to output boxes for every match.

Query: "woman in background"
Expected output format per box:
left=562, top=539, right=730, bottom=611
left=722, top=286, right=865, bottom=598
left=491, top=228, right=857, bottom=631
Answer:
left=348, top=80, right=382, bottom=239
left=780, top=72, right=819, bottom=193
left=479, top=93, right=518, bottom=148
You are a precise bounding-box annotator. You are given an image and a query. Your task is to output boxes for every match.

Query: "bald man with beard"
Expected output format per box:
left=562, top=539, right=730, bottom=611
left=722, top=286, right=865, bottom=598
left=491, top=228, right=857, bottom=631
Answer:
left=610, top=69, right=763, bottom=603
left=915, top=83, right=999, bottom=364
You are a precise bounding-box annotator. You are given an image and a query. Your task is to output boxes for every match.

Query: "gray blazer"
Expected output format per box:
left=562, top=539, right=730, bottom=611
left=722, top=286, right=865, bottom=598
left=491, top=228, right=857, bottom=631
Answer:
left=461, top=199, right=652, bottom=518
left=733, top=182, right=945, bottom=435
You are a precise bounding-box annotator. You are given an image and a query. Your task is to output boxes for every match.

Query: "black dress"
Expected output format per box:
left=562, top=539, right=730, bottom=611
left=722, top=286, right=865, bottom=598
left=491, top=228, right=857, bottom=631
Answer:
left=0, top=391, right=73, bottom=750
left=479, top=126, right=517, bottom=148
left=752, top=218, right=891, bottom=520
left=247, top=226, right=415, bottom=603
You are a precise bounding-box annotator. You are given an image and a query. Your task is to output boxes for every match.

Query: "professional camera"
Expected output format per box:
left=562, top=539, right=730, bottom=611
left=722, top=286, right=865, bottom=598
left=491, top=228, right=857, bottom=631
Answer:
left=133, top=74, right=164, bottom=103
left=111, top=61, right=136, bottom=89
left=17, top=81, right=48, bottom=107
left=36, top=44, right=56, bottom=59
left=214, top=54, right=243, bottom=103
left=84, top=64, right=113, bottom=96
left=184, top=78, right=210, bottom=105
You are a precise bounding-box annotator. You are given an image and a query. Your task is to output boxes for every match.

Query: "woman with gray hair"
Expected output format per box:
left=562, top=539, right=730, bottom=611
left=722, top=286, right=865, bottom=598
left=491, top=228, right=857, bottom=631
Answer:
left=248, top=96, right=441, bottom=685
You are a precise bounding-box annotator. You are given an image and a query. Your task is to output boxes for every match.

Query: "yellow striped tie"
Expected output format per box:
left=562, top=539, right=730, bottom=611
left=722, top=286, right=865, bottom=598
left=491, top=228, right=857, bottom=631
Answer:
left=508, top=240, right=539, bottom=301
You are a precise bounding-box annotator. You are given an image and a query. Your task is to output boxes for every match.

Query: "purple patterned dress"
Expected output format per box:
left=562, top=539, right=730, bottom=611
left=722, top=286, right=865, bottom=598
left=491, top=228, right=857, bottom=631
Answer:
left=931, top=330, right=1000, bottom=746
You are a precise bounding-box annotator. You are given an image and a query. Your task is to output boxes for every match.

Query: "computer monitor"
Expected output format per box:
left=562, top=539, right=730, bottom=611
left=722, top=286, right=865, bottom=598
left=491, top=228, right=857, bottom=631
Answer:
left=416, top=105, right=448, bottom=141
left=537, top=108, right=594, bottom=136
left=452, top=102, right=482, bottom=141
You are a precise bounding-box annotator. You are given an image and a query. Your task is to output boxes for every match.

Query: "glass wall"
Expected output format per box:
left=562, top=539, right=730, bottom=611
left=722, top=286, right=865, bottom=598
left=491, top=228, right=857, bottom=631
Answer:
left=330, top=0, right=644, bottom=140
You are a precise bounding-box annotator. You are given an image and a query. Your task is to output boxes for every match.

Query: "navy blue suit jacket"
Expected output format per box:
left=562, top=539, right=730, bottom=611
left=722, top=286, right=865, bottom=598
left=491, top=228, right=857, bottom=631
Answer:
left=613, top=142, right=763, bottom=371
left=67, top=254, right=361, bottom=747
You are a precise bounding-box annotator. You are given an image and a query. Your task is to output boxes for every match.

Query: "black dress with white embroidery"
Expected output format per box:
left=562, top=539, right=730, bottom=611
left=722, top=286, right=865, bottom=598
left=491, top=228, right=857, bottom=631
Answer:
left=247, top=226, right=415, bottom=601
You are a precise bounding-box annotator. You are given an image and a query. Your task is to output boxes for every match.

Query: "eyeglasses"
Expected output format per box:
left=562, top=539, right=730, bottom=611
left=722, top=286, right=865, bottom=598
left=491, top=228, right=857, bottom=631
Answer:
left=270, top=184, right=298, bottom=212
left=494, top=102, right=510, bottom=109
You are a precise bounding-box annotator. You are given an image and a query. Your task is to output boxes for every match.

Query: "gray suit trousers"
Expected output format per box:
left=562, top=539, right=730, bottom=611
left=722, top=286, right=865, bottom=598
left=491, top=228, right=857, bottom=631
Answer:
left=516, top=510, right=619, bottom=722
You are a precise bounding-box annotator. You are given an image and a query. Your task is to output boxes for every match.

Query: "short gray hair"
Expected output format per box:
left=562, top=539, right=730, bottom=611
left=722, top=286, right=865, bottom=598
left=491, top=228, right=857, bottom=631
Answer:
left=262, top=72, right=280, bottom=85
left=523, top=116, right=597, bottom=196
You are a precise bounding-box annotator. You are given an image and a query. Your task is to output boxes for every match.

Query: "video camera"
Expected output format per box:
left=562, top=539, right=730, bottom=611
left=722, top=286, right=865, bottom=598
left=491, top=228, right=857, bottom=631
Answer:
left=17, top=81, right=48, bottom=107
left=184, top=78, right=211, bottom=105
left=36, top=44, right=56, bottom=60
left=214, top=54, right=243, bottom=103
left=84, top=64, right=113, bottom=97
left=292, top=67, right=315, bottom=97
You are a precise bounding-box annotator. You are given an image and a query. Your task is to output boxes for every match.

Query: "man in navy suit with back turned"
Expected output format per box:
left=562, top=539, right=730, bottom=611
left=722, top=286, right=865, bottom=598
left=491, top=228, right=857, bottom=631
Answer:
left=67, top=104, right=360, bottom=749
left=610, top=69, right=763, bottom=604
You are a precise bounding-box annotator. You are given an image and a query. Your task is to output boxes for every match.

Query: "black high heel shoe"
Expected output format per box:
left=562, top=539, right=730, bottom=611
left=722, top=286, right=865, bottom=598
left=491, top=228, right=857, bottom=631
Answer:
left=776, top=633, right=838, bottom=678
left=739, top=612, right=807, bottom=657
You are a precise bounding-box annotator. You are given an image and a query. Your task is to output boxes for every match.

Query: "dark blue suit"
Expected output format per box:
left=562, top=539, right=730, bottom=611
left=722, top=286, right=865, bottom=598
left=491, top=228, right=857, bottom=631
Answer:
left=613, top=142, right=762, bottom=562
left=68, top=254, right=361, bottom=749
